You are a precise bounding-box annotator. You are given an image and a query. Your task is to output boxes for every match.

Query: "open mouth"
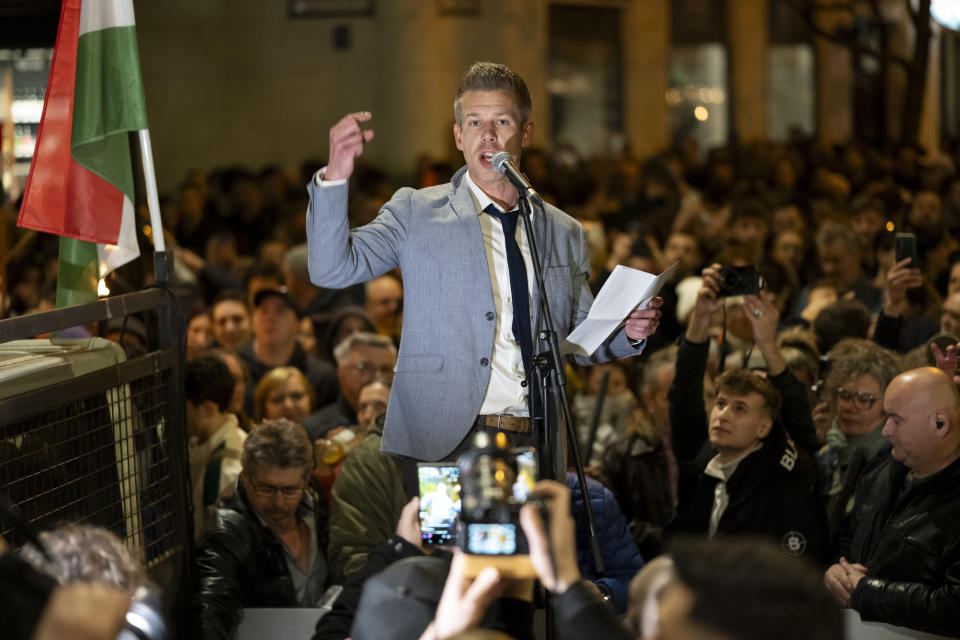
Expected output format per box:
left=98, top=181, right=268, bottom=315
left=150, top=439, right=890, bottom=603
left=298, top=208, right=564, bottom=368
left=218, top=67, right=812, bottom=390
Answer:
left=481, top=151, right=496, bottom=165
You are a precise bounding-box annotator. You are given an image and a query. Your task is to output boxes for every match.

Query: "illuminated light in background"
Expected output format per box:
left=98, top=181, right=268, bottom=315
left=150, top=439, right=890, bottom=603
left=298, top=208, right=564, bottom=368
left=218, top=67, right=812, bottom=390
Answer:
left=931, top=0, right=960, bottom=30
left=886, top=221, right=896, bottom=232
left=664, top=86, right=726, bottom=106
left=694, top=106, right=709, bottom=121
left=98, top=279, right=110, bottom=297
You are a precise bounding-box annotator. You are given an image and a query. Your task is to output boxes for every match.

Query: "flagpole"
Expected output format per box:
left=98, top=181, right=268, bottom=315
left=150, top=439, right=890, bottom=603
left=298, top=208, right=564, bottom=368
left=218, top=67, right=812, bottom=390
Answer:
left=137, top=129, right=165, bottom=254
left=136, top=128, right=174, bottom=291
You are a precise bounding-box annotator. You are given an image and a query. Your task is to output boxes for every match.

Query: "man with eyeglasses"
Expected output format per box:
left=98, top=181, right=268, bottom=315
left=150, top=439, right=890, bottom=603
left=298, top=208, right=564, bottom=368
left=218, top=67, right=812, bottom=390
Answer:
left=825, top=367, right=960, bottom=636
left=304, top=332, right=397, bottom=440
left=188, top=419, right=332, bottom=640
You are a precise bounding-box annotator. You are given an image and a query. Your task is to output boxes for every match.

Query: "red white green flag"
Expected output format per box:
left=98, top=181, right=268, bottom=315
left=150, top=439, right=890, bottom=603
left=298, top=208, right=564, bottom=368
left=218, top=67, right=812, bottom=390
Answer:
left=17, top=0, right=149, bottom=307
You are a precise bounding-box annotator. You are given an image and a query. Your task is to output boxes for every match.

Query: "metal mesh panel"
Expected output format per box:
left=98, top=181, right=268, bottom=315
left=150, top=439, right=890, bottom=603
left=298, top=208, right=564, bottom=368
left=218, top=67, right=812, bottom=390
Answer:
left=0, top=357, right=187, bottom=570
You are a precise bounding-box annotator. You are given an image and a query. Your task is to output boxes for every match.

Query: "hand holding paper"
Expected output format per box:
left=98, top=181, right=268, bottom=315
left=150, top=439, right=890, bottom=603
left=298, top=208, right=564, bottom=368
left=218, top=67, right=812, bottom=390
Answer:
left=625, top=296, right=664, bottom=340
left=561, top=262, right=678, bottom=357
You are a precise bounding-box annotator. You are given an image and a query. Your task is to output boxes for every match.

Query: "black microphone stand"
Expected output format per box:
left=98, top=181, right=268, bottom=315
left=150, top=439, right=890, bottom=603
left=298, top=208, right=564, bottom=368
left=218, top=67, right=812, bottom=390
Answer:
left=517, top=193, right=606, bottom=639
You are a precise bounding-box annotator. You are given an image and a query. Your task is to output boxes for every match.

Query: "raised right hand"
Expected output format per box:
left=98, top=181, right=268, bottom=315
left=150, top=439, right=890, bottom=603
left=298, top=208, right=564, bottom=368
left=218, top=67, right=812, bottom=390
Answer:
left=883, top=257, right=923, bottom=317
left=326, top=112, right=374, bottom=181
left=685, top=263, right=724, bottom=342
left=693, top=263, right=724, bottom=319
left=520, top=480, right=581, bottom=594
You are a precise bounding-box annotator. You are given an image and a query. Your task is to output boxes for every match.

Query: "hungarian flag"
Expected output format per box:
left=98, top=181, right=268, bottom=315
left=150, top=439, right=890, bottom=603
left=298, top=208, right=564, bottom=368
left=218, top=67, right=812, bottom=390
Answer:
left=17, top=0, right=149, bottom=307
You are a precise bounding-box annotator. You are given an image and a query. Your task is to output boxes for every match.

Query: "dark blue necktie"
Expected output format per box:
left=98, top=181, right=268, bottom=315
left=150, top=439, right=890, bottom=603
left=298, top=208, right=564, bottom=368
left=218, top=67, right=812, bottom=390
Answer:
left=484, top=204, right=533, bottom=377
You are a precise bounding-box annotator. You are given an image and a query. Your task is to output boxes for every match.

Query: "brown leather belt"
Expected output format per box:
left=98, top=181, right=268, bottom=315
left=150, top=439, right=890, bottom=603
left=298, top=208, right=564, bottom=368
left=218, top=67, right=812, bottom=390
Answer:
left=476, top=414, right=531, bottom=433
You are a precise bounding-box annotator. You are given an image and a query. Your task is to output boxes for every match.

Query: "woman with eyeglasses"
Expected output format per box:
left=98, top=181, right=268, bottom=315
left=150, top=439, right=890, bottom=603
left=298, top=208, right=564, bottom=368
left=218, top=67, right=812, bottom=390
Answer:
left=815, top=338, right=898, bottom=540
left=254, top=367, right=316, bottom=424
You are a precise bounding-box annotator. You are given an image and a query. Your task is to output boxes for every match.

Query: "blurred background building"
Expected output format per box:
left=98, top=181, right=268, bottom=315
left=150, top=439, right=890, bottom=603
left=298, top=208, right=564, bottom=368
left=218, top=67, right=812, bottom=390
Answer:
left=0, top=0, right=957, bottom=197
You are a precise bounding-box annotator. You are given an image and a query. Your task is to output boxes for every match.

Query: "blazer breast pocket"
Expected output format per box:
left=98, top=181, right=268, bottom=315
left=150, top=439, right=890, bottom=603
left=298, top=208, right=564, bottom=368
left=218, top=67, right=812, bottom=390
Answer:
left=395, top=354, right=444, bottom=374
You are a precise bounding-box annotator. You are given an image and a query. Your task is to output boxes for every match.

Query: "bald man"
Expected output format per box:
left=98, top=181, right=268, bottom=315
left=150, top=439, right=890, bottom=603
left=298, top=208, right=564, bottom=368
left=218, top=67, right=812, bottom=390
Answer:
left=824, top=367, right=960, bottom=636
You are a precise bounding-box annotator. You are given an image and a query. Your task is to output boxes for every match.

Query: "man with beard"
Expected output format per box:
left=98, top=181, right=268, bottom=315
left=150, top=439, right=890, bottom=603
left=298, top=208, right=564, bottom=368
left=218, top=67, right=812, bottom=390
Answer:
left=905, top=190, right=959, bottom=285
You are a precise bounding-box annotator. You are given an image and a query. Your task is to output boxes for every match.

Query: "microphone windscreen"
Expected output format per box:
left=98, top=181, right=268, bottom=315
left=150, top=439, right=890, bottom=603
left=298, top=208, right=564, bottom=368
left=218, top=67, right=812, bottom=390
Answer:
left=491, top=151, right=512, bottom=174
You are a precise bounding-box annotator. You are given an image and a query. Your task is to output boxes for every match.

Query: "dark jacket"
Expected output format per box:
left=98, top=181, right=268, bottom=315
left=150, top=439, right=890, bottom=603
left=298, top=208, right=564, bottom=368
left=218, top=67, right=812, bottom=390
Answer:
left=566, top=472, right=645, bottom=613
left=327, top=425, right=407, bottom=582
left=668, top=335, right=829, bottom=564
left=312, top=537, right=424, bottom=640
left=844, top=454, right=960, bottom=636
left=553, top=581, right=632, bottom=640
left=187, top=483, right=331, bottom=640
left=304, top=395, right=357, bottom=441
left=871, top=311, right=939, bottom=354
left=238, top=340, right=338, bottom=415
left=598, top=430, right=674, bottom=559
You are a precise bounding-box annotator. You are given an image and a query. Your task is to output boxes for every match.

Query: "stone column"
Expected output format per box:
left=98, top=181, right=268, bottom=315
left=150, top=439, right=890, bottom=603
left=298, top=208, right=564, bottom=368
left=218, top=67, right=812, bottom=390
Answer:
left=622, top=0, right=670, bottom=157
left=729, top=0, right=767, bottom=142
left=814, top=9, right=854, bottom=145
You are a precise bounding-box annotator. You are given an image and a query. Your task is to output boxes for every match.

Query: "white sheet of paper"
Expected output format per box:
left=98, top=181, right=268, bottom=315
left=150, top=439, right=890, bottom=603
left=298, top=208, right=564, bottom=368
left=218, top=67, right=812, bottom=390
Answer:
left=561, top=261, right=678, bottom=357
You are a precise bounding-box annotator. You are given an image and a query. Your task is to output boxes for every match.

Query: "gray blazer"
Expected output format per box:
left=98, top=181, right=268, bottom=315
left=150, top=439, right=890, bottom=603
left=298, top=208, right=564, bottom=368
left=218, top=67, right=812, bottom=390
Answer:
left=306, top=167, right=642, bottom=460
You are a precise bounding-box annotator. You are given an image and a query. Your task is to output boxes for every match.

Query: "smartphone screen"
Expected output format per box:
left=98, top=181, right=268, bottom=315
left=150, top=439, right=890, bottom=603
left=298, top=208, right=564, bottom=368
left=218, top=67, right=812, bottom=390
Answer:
left=465, top=522, right=517, bottom=555
left=895, top=232, right=918, bottom=267
left=512, top=448, right=537, bottom=502
left=417, top=464, right=461, bottom=546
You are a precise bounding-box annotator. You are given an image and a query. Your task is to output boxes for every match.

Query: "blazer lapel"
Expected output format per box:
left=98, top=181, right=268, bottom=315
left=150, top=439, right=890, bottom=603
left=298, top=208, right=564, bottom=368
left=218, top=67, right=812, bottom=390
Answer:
left=449, top=168, right=495, bottom=301
left=529, top=207, right=552, bottom=340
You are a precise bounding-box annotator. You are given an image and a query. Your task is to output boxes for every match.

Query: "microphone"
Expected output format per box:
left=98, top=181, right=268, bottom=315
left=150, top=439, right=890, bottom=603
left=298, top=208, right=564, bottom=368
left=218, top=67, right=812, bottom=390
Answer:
left=491, top=151, right=543, bottom=206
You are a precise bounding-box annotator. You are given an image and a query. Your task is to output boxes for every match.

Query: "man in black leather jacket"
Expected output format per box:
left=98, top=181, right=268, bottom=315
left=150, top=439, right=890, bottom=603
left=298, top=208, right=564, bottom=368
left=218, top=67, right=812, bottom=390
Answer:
left=825, top=367, right=960, bottom=636
left=187, top=419, right=331, bottom=640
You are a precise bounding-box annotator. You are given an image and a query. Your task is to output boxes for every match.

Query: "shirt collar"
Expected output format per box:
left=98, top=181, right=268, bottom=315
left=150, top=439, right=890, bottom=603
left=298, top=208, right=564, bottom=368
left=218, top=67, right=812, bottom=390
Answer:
left=464, top=170, right=520, bottom=215
left=704, top=441, right=763, bottom=481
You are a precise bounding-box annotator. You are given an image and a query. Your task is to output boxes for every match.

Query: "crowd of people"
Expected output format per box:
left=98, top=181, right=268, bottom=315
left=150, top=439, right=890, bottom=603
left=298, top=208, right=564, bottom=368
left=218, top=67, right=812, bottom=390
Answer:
left=4, top=60, right=960, bottom=639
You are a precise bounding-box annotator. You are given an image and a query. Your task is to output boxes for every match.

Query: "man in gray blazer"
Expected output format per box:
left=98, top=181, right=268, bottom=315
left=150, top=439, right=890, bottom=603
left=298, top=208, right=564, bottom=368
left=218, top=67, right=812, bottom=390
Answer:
left=306, top=62, right=661, bottom=462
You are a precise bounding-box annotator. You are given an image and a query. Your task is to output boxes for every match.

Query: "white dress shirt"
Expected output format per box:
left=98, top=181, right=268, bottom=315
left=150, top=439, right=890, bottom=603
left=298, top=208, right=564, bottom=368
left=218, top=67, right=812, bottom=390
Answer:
left=462, top=171, right=536, bottom=417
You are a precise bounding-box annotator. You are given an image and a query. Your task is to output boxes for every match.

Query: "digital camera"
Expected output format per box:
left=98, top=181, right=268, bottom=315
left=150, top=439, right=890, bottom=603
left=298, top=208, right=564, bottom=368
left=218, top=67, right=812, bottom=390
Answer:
left=455, top=432, right=538, bottom=556
left=716, top=265, right=763, bottom=298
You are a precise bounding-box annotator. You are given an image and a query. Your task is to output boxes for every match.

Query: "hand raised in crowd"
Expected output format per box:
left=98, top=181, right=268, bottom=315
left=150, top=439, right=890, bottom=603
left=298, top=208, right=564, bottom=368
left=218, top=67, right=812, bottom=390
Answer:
left=418, top=552, right=506, bottom=640
left=929, top=341, right=960, bottom=391
left=625, top=296, right=663, bottom=341
left=883, top=257, right=923, bottom=317
left=326, top=112, right=375, bottom=181
left=644, top=234, right=668, bottom=273
left=743, top=293, right=786, bottom=376
left=605, top=232, right=634, bottom=273
left=823, top=557, right=868, bottom=608
left=395, top=497, right=423, bottom=550
left=520, top=480, right=582, bottom=594
left=685, top=263, right=725, bottom=343
left=812, top=400, right=834, bottom=444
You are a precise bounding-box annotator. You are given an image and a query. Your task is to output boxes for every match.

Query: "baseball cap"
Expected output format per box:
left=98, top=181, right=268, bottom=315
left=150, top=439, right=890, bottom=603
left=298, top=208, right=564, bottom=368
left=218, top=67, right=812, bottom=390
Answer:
left=252, top=287, right=301, bottom=317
